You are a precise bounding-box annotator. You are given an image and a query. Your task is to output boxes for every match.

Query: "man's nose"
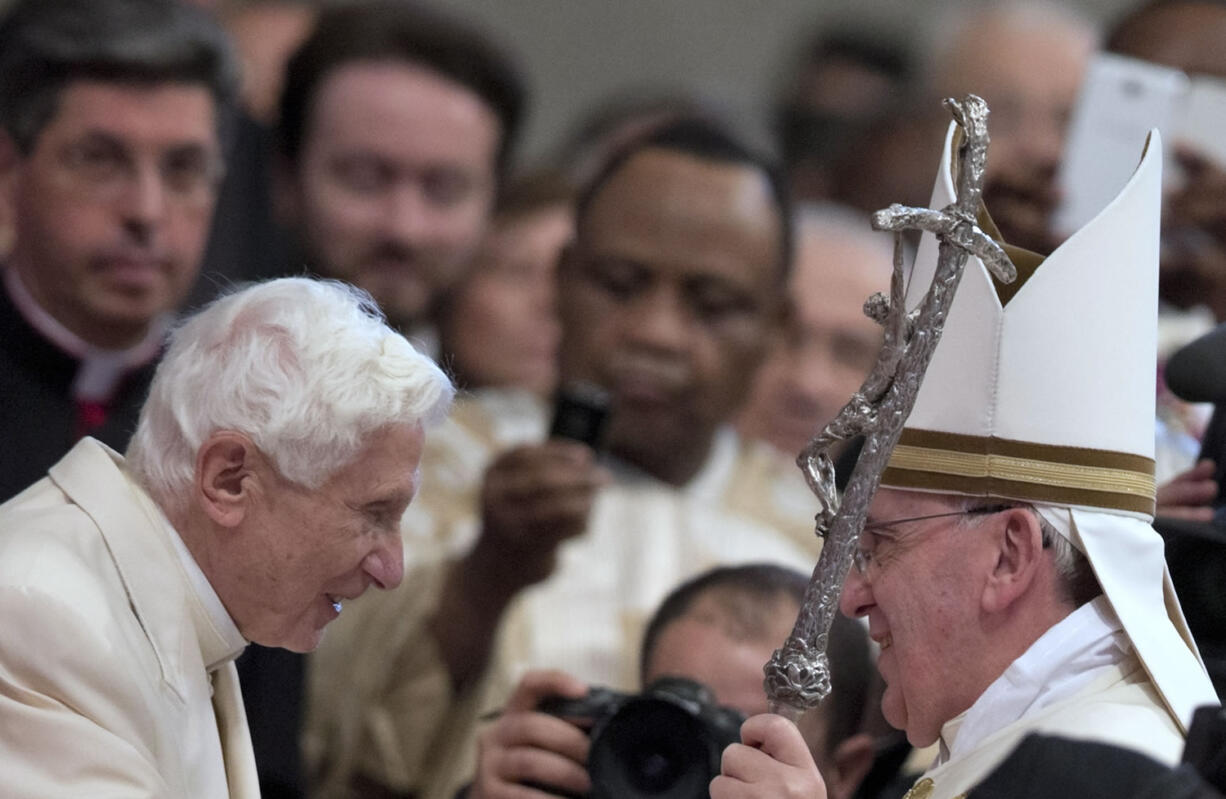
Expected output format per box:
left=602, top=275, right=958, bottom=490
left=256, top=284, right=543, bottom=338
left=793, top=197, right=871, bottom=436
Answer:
left=382, top=183, right=433, bottom=244
left=623, top=284, right=691, bottom=354
left=1019, top=104, right=1066, bottom=167
left=839, top=564, right=872, bottom=618
left=364, top=533, right=405, bottom=591
left=119, top=161, right=168, bottom=231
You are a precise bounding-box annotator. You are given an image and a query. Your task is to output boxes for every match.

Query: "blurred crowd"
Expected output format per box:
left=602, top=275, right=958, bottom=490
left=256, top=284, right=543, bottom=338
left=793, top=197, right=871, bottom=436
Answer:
left=1, top=1, right=1225, bottom=798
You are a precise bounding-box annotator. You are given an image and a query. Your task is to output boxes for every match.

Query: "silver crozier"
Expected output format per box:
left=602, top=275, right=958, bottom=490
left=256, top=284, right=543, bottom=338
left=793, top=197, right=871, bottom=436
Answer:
left=764, top=95, right=1018, bottom=719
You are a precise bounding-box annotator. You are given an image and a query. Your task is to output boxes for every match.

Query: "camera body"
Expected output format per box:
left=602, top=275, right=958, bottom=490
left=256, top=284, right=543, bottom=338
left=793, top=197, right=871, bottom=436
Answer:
left=538, top=676, right=745, bottom=799
left=549, top=381, right=611, bottom=451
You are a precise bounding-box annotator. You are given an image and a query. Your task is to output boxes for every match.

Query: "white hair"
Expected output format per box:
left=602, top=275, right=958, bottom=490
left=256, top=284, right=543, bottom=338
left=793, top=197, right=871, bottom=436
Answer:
left=126, top=277, right=454, bottom=516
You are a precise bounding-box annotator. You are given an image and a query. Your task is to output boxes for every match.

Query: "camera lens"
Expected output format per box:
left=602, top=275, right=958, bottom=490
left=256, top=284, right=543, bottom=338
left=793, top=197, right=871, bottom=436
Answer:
left=588, top=699, right=719, bottom=799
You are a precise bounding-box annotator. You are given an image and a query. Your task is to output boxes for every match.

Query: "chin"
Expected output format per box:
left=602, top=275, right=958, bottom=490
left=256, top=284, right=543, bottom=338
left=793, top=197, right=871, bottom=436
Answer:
left=277, top=628, right=327, bottom=654
left=881, top=687, right=909, bottom=735
left=905, top=725, right=941, bottom=749
left=898, top=704, right=941, bottom=748
left=248, top=616, right=329, bottom=653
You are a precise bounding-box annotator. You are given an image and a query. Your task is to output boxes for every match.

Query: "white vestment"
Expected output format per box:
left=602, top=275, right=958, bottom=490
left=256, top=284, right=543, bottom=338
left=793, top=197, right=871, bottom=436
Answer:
left=908, top=597, right=1185, bottom=799
left=0, top=438, right=259, bottom=798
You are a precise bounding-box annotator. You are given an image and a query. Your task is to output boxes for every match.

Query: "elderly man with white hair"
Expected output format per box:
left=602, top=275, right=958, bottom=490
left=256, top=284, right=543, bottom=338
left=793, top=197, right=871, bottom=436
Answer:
left=0, top=277, right=453, bottom=797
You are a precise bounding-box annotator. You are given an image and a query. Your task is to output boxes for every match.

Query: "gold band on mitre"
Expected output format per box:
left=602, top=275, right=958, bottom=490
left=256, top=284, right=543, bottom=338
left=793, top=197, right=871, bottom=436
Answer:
left=881, top=429, right=1156, bottom=516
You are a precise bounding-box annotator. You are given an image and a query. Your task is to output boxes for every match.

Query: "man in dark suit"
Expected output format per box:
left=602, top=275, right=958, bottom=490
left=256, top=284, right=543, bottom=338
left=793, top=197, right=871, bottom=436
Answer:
left=0, top=0, right=236, bottom=502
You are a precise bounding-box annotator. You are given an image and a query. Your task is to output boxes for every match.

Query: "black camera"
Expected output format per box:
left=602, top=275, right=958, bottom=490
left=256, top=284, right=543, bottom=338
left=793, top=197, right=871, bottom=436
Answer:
left=549, top=381, right=611, bottom=452
left=538, top=676, right=746, bottom=799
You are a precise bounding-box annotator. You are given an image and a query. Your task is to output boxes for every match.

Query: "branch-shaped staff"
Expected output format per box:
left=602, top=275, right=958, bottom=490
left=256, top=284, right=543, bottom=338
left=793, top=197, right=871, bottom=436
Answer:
left=764, top=95, right=1017, bottom=720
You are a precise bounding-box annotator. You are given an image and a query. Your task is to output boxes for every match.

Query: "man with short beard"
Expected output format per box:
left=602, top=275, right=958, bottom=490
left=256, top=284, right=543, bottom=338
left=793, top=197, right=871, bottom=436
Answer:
left=244, top=8, right=524, bottom=794
left=272, top=0, right=524, bottom=337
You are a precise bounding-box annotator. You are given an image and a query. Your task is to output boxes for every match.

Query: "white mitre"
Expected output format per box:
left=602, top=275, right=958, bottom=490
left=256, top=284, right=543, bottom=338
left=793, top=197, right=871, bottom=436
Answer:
left=880, top=122, right=1219, bottom=731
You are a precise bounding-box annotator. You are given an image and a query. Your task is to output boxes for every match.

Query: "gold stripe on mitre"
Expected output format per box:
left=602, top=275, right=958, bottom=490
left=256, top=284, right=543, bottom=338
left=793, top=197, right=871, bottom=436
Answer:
left=881, top=429, right=1156, bottom=516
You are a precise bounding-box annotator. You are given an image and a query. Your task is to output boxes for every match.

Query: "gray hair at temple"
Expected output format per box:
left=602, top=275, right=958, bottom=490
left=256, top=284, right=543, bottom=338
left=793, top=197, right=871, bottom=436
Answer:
left=0, top=0, right=240, bottom=153
left=126, top=278, right=455, bottom=517
left=950, top=495, right=1103, bottom=608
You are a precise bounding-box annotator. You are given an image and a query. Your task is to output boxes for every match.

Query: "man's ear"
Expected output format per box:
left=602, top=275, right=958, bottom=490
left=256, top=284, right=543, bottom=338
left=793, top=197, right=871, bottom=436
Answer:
left=829, top=732, right=876, bottom=799
left=982, top=507, right=1044, bottom=614
left=195, top=432, right=263, bottom=529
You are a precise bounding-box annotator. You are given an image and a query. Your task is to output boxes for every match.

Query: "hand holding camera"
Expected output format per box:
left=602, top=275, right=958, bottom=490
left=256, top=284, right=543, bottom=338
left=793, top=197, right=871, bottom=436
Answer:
left=467, top=382, right=613, bottom=595
left=463, top=379, right=613, bottom=593
left=538, top=675, right=747, bottom=799
left=472, top=669, right=752, bottom=799
left=471, top=440, right=610, bottom=593
left=470, top=670, right=593, bottom=799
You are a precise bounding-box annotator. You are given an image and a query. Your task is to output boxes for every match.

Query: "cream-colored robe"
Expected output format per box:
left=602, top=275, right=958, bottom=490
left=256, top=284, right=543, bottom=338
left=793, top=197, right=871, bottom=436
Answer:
left=902, top=656, right=1183, bottom=799
left=307, top=388, right=821, bottom=799
left=0, top=439, right=259, bottom=798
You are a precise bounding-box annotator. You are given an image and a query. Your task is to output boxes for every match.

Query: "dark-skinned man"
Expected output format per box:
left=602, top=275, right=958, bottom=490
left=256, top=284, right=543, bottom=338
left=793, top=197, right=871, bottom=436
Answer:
left=306, top=120, right=824, bottom=799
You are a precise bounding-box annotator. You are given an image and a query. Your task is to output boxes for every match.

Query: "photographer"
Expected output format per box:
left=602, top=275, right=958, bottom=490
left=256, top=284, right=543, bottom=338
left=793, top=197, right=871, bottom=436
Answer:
left=468, top=564, right=876, bottom=799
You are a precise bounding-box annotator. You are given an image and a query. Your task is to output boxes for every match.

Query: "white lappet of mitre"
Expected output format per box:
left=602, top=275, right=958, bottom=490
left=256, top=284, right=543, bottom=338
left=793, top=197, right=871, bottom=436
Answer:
left=880, top=122, right=1219, bottom=731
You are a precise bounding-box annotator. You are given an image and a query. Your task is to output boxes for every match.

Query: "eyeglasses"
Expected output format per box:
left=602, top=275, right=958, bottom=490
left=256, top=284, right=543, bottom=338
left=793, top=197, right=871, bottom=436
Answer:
left=57, top=137, right=223, bottom=209
left=852, top=504, right=1013, bottom=575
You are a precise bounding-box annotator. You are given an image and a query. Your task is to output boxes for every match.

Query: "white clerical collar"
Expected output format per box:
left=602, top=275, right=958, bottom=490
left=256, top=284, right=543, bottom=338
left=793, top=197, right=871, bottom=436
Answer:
left=147, top=494, right=248, bottom=671
left=937, top=595, right=1130, bottom=765
left=4, top=266, right=168, bottom=401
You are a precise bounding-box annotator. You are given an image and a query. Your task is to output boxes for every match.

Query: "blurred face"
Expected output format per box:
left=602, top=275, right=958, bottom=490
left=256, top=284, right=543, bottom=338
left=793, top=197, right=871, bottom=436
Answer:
left=440, top=204, right=570, bottom=395
left=738, top=226, right=888, bottom=455
left=224, top=3, right=317, bottom=123
left=937, top=16, right=1092, bottom=252
left=228, top=423, right=422, bottom=652
left=288, top=61, right=499, bottom=329
left=839, top=489, right=989, bottom=747
left=1111, top=2, right=1226, bottom=79
left=1111, top=3, right=1226, bottom=318
left=2, top=80, right=221, bottom=348
left=558, top=149, right=785, bottom=481
left=645, top=613, right=780, bottom=718
left=224, top=3, right=316, bottom=123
